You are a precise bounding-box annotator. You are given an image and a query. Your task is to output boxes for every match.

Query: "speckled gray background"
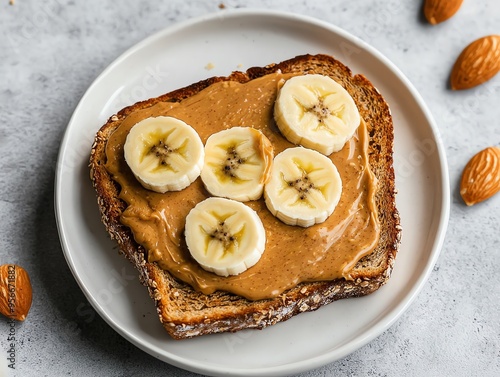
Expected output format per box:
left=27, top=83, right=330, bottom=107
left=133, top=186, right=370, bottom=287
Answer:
left=0, top=0, right=499, bottom=376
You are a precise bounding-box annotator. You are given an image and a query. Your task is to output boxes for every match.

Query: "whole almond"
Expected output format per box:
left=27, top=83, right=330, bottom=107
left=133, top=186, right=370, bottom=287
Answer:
left=424, top=0, right=463, bottom=25
left=460, top=147, right=500, bottom=206
left=0, top=264, right=33, bottom=321
left=451, top=35, right=500, bottom=90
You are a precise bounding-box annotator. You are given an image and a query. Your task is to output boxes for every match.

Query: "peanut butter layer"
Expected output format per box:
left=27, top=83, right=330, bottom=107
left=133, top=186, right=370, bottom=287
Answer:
left=104, top=72, right=380, bottom=301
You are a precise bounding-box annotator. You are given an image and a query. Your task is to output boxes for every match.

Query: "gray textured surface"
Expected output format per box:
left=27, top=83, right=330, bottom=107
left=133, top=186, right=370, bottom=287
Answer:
left=0, top=0, right=499, bottom=376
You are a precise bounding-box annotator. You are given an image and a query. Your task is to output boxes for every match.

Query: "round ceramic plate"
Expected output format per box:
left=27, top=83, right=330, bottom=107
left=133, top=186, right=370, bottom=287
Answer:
left=55, top=9, right=450, bottom=377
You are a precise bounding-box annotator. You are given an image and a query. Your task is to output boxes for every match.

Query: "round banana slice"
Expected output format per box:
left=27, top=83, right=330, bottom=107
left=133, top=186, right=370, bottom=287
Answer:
left=274, top=74, right=361, bottom=156
left=185, top=197, right=266, bottom=277
left=201, top=127, right=274, bottom=201
left=264, top=146, right=342, bottom=227
left=124, top=116, right=204, bottom=193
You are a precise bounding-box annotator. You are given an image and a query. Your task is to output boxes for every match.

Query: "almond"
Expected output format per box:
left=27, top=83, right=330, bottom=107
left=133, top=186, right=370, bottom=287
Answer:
left=450, top=35, right=500, bottom=90
left=424, top=0, right=463, bottom=25
left=460, top=147, right=500, bottom=206
left=0, top=264, right=33, bottom=321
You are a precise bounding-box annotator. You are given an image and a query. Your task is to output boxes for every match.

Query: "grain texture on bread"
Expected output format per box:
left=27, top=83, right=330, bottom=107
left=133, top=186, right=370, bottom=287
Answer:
left=90, top=54, right=401, bottom=339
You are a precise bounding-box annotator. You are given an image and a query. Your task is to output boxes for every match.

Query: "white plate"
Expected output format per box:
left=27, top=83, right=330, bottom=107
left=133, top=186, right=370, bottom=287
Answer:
left=55, top=9, right=450, bottom=377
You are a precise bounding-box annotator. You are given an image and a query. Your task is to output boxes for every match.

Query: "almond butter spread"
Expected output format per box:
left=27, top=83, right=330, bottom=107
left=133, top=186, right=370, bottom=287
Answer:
left=104, top=72, right=380, bottom=301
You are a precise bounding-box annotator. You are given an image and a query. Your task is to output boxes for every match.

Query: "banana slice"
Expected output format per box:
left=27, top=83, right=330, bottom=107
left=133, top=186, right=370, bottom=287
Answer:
left=264, top=146, right=342, bottom=227
left=184, top=197, right=266, bottom=277
left=124, top=116, right=204, bottom=193
left=201, top=127, right=274, bottom=201
left=274, top=74, right=361, bottom=156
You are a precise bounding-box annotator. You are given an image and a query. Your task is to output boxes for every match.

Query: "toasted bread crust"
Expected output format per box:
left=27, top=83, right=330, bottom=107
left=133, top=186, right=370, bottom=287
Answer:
left=90, top=54, right=401, bottom=339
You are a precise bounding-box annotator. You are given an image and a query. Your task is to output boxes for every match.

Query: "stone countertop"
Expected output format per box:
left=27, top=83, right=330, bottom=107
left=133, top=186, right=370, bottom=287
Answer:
left=0, top=0, right=499, bottom=376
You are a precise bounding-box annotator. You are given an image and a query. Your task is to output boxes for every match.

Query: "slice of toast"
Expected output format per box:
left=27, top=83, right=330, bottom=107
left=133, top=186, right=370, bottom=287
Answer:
left=90, top=54, right=401, bottom=339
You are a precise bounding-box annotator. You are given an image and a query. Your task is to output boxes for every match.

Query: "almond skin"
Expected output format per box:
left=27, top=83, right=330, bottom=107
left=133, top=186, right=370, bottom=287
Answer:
left=424, top=0, right=463, bottom=25
left=0, top=264, right=33, bottom=321
left=451, top=35, right=500, bottom=90
left=460, top=147, right=500, bottom=206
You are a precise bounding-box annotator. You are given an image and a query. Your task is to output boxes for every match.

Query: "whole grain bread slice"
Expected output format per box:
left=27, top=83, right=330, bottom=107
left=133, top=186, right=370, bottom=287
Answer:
left=89, top=54, right=401, bottom=339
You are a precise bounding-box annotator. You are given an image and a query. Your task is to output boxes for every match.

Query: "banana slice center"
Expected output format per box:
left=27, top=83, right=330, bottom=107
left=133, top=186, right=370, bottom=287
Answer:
left=147, top=138, right=185, bottom=171
left=205, top=217, right=244, bottom=257
left=150, top=141, right=174, bottom=164
left=281, top=159, right=328, bottom=208
left=310, top=98, right=331, bottom=121
left=300, top=95, right=345, bottom=135
left=287, top=174, right=315, bottom=200
left=221, top=146, right=246, bottom=180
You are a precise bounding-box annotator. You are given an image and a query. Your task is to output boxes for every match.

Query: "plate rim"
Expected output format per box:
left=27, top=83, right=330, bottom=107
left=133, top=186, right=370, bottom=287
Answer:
left=55, top=8, right=450, bottom=376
